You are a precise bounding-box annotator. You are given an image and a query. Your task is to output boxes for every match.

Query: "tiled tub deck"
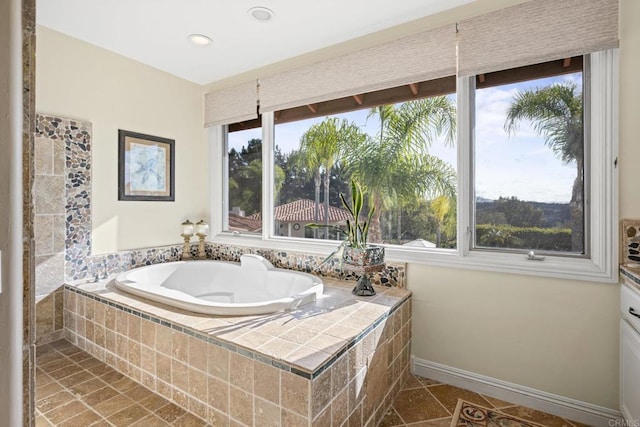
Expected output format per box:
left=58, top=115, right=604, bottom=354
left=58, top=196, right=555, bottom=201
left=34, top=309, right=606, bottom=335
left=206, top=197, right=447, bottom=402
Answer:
left=63, top=278, right=412, bottom=426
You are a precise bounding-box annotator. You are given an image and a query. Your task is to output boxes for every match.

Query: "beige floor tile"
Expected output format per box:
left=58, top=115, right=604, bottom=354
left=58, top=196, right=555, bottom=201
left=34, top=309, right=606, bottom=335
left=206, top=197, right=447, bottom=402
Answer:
left=480, top=394, right=516, bottom=409
left=34, top=415, right=54, bottom=427
left=415, top=376, right=441, bottom=387
left=111, top=375, right=140, bottom=393
left=93, top=394, right=137, bottom=417
left=39, top=358, right=72, bottom=374
left=76, top=356, right=103, bottom=370
left=36, top=390, right=76, bottom=413
left=66, top=350, right=93, bottom=362
left=428, top=384, right=494, bottom=413
left=37, top=350, right=61, bottom=366
left=501, top=405, right=576, bottom=427
left=68, top=377, right=108, bottom=397
left=131, top=414, right=169, bottom=426
left=86, top=362, right=114, bottom=377
left=100, top=369, right=126, bottom=383
left=174, top=412, right=208, bottom=426
left=35, top=381, right=65, bottom=400
left=393, top=388, right=450, bottom=424
left=106, top=403, right=150, bottom=426
left=402, top=375, right=425, bottom=390
left=44, top=400, right=88, bottom=424
left=379, top=407, right=405, bottom=426
left=57, top=409, right=103, bottom=427
left=80, top=385, right=119, bottom=406
left=406, top=417, right=452, bottom=426
left=156, top=402, right=188, bottom=423
left=124, top=383, right=156, bottom=402
left=138, top=393, right=171, bottom=411
left=57, top=369, right=95, bottom=388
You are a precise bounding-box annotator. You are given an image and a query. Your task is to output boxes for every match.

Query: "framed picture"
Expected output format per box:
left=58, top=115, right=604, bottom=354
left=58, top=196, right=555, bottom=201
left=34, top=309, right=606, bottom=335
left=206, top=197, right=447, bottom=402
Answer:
left=118, top=130, right=175, bottom=201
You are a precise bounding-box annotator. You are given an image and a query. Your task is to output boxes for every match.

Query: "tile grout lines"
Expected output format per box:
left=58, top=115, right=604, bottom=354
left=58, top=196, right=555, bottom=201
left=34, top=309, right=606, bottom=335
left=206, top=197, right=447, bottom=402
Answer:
left=35, top=340, right=204, bottom=426
left=36, top=340, right=590, bottom=427
left=381, top=374, right=588, bottom=427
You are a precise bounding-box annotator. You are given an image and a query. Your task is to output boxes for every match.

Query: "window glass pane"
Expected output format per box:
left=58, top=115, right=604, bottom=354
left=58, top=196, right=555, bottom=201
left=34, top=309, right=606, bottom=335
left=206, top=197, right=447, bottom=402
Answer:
left=227, top=128, right=262, bottom=234
left=273, top=95, right=457, bottom=248
left=474, top=70, right=584, bottom=253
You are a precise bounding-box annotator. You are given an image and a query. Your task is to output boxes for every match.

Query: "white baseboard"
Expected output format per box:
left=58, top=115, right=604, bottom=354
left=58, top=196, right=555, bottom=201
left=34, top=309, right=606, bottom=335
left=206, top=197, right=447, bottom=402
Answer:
left=412, top=356, right=621, bottom=427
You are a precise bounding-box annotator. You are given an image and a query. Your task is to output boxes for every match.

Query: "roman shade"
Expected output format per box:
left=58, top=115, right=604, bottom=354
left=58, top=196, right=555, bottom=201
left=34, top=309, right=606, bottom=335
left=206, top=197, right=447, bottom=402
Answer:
left=457, top=0, right=619, bottom=77
left=204, top=80, right=257, bottom=127
left=259, top=25, right=456, bottom=113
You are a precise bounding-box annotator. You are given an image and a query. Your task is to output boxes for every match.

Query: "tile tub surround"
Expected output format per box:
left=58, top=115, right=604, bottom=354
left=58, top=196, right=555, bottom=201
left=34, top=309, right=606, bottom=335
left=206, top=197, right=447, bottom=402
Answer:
left=33, top=114, right=92, bottom=343
left=64, top=278, right=412, bottom=426
left=34, top=114, right=93, bottom=285
left=73, top=242, right=406, bottom=290
left=35, top=287, right=65, bottom=345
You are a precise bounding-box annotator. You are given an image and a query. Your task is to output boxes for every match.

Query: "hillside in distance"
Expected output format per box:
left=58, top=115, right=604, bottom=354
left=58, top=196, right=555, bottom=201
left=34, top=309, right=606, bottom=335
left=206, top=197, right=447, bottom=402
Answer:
left=476, top=197, right=571, bottom=228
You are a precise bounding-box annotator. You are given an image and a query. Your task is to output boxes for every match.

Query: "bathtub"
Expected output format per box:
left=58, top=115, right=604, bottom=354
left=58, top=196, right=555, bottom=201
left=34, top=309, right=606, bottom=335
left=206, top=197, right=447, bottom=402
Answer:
left=114, top=254, right=324, bottom=316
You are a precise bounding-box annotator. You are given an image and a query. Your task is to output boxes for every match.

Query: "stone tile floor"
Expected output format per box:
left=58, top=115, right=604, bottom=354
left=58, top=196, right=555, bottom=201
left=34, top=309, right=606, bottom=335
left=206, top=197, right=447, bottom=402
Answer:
left=36, top=339, right=586, bottom=426
left=380, top=375, right=588, bottom=427
left=35, top=340, right=202, bottom=426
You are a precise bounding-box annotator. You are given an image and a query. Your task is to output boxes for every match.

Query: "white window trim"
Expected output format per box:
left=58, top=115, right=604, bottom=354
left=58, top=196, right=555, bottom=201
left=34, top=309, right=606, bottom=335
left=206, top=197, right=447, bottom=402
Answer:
left=209, top=50, right=618, bottom=283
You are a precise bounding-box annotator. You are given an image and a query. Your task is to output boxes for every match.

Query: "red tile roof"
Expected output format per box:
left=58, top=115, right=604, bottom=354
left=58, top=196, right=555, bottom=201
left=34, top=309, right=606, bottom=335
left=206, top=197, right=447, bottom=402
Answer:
left=228, top=213, right=262, bottom=232
left=248, top=199, right=350, bottom=223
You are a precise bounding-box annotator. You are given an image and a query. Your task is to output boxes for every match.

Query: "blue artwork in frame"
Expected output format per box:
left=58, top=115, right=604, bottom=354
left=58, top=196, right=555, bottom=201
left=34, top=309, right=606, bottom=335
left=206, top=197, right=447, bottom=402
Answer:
left=118, top=130, right=175, bottom=201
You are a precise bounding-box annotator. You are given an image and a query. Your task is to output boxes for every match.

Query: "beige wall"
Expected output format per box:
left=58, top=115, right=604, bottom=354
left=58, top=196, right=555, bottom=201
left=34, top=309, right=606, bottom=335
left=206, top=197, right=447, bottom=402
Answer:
left=408, top=267, right=620, bottom=408
left=407, top=0, right=637, bottom=411
left=36, top=26, right=208, bottom=254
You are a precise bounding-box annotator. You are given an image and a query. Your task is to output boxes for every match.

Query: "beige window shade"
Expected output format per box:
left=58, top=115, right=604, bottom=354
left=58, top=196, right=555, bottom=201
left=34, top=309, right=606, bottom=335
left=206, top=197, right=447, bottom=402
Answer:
left=457, top=0, right=619, bottom=77
left=259, top=25, right=456, bottom=113
left=204, top=80, right=257, bottom=127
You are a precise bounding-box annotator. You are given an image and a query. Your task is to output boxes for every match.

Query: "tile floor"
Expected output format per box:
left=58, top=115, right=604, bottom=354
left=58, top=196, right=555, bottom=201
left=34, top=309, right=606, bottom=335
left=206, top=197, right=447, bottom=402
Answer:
left=380, top=375, right=588, bottom=427
left=36, top=339, right=587, bottom=426
left=36, top=340, right=203, bottom=426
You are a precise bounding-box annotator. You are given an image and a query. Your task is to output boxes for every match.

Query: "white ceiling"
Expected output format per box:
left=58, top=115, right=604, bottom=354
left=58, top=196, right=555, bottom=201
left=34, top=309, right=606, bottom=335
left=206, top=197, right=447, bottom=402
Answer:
left=37, top=0, right=474, bottom=85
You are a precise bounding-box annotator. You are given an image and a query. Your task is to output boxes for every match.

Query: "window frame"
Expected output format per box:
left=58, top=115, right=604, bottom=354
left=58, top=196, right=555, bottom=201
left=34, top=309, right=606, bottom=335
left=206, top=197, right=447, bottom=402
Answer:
left=209, top=49, right=618, bottom=283
left=467, top=58, right=589, bottom=258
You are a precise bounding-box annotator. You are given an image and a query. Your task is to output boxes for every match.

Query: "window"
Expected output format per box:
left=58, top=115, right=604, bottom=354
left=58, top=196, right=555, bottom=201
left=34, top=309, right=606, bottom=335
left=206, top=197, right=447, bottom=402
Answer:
left=272, top=93, right=457, bottom=248
left=471, top=57, right=586, bottom=255
left=225, top=127, right=262, bottom=234
left=212, top=50, right=617, bottom=282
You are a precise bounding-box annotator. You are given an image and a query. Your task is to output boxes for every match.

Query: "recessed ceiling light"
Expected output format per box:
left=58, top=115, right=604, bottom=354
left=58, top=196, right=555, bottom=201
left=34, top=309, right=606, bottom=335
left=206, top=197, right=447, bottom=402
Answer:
left=187, top=34, right=213, bottom=47
left=248, top=6, right=274, bottom=22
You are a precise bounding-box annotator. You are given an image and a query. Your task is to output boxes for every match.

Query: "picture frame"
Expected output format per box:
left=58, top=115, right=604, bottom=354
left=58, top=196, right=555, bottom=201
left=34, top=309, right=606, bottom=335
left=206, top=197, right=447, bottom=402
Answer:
left=118, top=130, right=175, bottom=201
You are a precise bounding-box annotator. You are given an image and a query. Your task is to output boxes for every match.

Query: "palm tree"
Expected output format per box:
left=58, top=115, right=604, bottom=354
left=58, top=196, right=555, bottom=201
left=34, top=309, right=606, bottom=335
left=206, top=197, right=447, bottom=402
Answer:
left=504, top=82, right=584, bottom=252
left=429, top=195, right=456, bottom=247
left=343, top=97, right=457, bottom=243
left=298, top=118, right=365, bottom=237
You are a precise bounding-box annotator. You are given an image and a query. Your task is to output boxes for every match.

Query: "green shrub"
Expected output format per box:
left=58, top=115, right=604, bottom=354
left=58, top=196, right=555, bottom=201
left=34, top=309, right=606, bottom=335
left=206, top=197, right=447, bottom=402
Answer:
left=476, top=224, right=572, bottom=251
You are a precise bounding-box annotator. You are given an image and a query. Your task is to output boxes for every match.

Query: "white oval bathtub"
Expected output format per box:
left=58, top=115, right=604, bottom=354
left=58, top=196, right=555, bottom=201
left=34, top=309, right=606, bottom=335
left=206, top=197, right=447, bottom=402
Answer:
left=114, top=254, right=323, bottom=316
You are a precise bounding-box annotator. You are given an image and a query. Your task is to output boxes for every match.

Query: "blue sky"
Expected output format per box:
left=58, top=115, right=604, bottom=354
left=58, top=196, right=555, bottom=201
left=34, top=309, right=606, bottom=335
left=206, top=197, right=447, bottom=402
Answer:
left=229, top=72, right=582, bottom=204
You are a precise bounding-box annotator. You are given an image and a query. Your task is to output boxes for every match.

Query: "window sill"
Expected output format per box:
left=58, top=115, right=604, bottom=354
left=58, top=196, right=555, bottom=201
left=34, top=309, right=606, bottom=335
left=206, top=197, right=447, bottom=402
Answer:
left=211, top=233, right=618, bottom=284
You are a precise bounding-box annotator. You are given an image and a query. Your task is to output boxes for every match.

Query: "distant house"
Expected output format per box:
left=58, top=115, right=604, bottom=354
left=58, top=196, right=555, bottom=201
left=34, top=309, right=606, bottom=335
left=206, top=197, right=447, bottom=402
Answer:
left=228, top=213, right=262, bottom=233
left=247, top=199, right=350, bottom=238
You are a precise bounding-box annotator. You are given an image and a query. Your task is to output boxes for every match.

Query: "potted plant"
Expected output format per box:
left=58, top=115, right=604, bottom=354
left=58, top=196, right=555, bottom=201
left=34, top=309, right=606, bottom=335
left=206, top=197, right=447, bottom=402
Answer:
left=307, top=179, right=384, bottom=296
